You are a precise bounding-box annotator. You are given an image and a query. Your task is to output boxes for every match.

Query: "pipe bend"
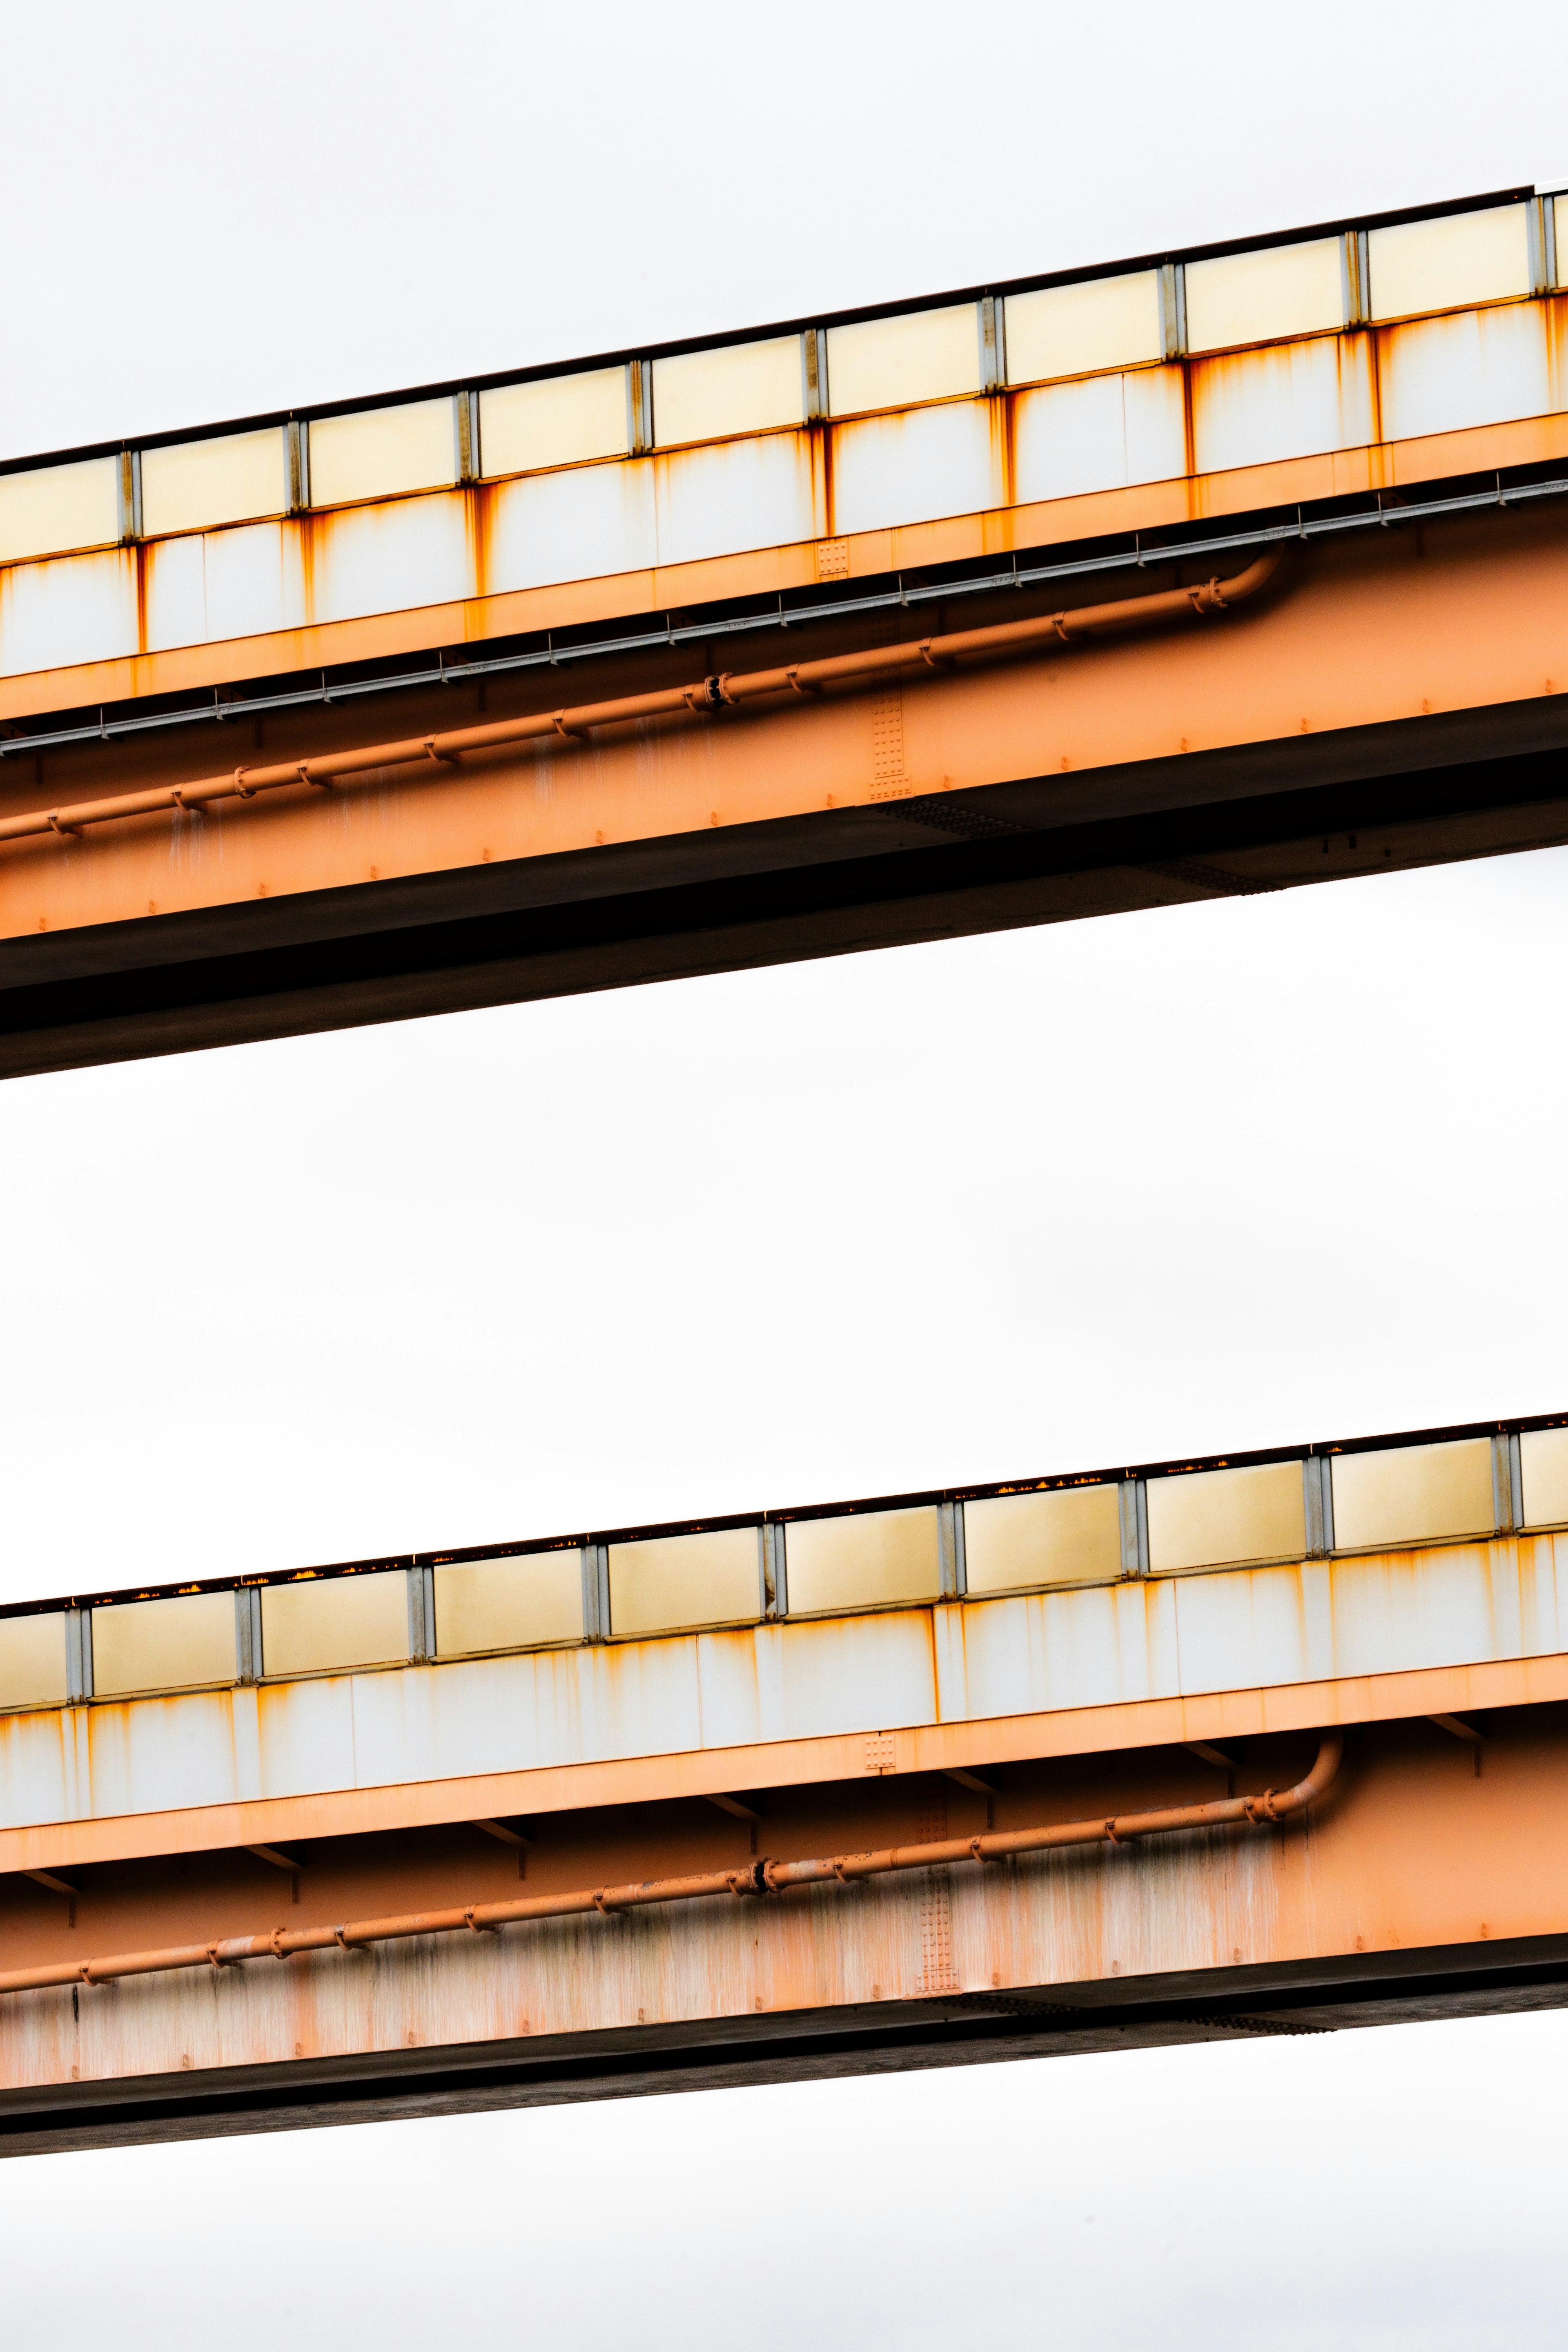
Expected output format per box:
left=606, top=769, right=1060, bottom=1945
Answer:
left=1253, top=1726, right=1344, bottom=1821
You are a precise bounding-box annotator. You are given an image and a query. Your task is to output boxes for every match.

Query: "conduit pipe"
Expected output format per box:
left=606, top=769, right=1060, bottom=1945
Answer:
left=0, top=1726, right=1339, bottom=1999
left=0, top=550, right=1285, bottom=851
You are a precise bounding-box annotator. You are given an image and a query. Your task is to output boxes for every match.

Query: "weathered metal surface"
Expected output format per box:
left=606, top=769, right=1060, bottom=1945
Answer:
left=4, top=497, right=1568, bottom=956
left=0, top=227, right=1563, bottom=711
left=0, top=1534, right=1560, bottom=1852
left=0, top=1717, right=1564, bottom=2153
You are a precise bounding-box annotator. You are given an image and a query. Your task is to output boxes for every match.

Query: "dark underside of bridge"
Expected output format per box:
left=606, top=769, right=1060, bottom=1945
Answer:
left=3, top=612, right=1568, bottom=1082
left=3, top=1936, right=1565, bottom=2157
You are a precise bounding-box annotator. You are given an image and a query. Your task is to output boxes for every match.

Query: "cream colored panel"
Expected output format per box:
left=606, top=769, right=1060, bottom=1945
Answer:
left=0, top=456, right=120, bottom=563
left=962, top=1485, right=1121, bottom=1596
left=485, top=460, right=657, bottom=594
left=785, top=1507, right=940, bottom=1616
left=0, top=1615, right=67, bottom=1712
left=1330, top=1439, right=1494, bottom=1553
left=1185, top=239, right=1344, bottom=353
left=609, top=1528, right=760, bottom=1637
left=92, top=1591, right=235, bottom=1697
left=308, top=398, right=455, bottom=506
left=1146, top=1461, right=1305, bottom=1576
left=261, top=1572, right=408, bottom=1678
left=0, top=548, right=138, bottom=679
left=831, top=399, right=1002, bottom=536
left=1003, top=272, right=1162, bottom=385
left=826, top=305, right=980, bottom=414
left=1192, top=335, right=1376, bottom=474
left=1377, top=303, right=1549, bottom=444
left=1012, top=367, right=1185, bottom=505
left=479, top=369, right=626, bottom=475
left=141, top=429, right=285, bottom=537
left=653, top=338, right=802, bottom=446
left=654, top=431, right=820, bottom=567
left=1369, top=204, right=1531, bottom=320
left=434, top=1552, right=582, bottom=1656
left=1520, top=1428, right=1568, bottom=1528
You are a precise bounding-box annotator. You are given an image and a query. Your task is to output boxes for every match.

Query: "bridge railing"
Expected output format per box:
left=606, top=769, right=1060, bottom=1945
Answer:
left=1, top=1411, right=1564, bottom=1714
left=0, top=190, right=1564, bottom=696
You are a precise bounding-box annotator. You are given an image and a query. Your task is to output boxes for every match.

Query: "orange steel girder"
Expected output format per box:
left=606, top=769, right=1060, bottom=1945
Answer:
left=0, top=1707, right=1565, bottom=2154
left=2, top=497, right=1568, bottom=1074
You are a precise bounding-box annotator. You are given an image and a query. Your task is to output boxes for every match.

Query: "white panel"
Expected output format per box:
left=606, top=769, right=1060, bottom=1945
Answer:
left=146, top=523, right=308, bottom=653
left=143, top=533, right=208, bottom=654
left=70, top=1689, right=250, bottom=1821
left=1185, top=239, right=1344, bottom=353
left=0, top=547, right=139, bottom=678
left=751, top=1612, right=939, bottom=1744
left=1123, top=367, right=1189, bottom=483
left=485, top=459, right=657, bottom=594
left=653, top=338, right=802, bottom=445
left=947, top=1583, right=1177, bottom=1723
left=1012, top=367, right=1186, bottom=506
left=826, top=305, right=980, bottom=414
left=141, top=428, right=285, bottom=537
left=310, top=490, right=473, bottom=625
left=1191, top=334, right=1376, bottom=474
left=203, top=520, right=306, bottom=642
left=1369, top=204, right=1532, bottom=320
left=831, top=399, right=1001, bottom=536
left=654, top=432, right=819, bottom=568
left=309, top=397, right=456, bottom=506
left=1378, top=303, right=1550, bottom=443
left=1323, top=1549, right=1499, bottom=1680
left=479, top=369, right=627, bottom=476
left=1169, top=1561, right=1334, bottom=1695
left=253, top=1674, right=361, bottom=1802
left=1003, top=272, right=1162, bottom=385
left=0, top=456, right=120, bottom=564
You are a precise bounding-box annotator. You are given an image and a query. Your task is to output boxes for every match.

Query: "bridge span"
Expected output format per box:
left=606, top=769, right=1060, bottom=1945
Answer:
left=2, top=184, right=1568, bottom=1072
left=0, top=1409, right=1565, bottom=2152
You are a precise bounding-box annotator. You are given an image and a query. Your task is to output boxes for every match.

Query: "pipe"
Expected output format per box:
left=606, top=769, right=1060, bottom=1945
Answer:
left=0, top=1726, right=1339, bottom=2000
left=0, top=550, right=1285, bottom=851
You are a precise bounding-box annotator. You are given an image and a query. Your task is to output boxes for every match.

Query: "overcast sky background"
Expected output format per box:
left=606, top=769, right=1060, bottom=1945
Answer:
left=1, top=4, right=1567, bottom=2343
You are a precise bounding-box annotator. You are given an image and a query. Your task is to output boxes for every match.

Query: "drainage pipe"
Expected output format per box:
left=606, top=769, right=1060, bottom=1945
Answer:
left=0, top=1726, right=1339, bottom=1998
left=0, top=550, right=1285, bottom=850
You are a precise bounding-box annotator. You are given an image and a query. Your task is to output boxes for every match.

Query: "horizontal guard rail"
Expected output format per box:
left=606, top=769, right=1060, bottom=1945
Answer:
left=0, top=551, right=1285, bottom=850
left=0, top=1726, right=1340, bottom=1999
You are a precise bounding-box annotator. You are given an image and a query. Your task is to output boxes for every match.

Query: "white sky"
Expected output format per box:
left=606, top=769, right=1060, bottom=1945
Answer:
left=1, top=4, right=1566, bottom=2342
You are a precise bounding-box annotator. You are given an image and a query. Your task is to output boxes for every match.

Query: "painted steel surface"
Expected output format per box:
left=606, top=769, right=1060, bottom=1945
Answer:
left=0, top=1717, right=1564, bottom=2151
left=0, top=1532, right=1559, bottom=1850
left=0, top=191, right=1564, bottom=723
